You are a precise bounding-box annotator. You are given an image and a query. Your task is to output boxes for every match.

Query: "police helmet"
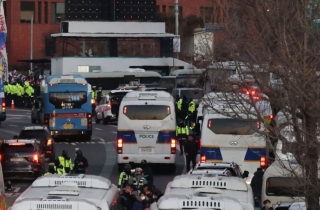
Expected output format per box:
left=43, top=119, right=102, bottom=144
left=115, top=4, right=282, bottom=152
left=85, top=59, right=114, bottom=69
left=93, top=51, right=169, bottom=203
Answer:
left=124, top=164, right=131, bottom=171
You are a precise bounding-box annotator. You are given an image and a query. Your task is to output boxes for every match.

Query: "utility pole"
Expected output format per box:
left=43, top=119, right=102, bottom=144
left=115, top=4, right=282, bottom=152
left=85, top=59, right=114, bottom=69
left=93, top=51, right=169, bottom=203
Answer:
left=174, top=0, right=179, bottom=59
left=30, top=15, right=34, bottom=71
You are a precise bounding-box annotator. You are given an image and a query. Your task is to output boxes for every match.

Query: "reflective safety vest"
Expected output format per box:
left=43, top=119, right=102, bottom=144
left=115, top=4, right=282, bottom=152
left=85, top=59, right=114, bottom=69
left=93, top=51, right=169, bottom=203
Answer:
left=188, top=101, right=196, bottom=113
left=58, top=156, right=73, bottom=173
left=130, top=175, right=147, bottom=192
left=176, top=126, right=189, bottom=136
left=177, top=99, right=182, bottom=111
left=118, top=172, right=132, bottom=188
left=92, top=90, right=95, bottom=99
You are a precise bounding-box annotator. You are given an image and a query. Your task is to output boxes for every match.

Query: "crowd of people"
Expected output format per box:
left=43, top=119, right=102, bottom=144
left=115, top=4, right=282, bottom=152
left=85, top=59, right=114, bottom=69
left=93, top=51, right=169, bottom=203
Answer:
left=3, top=70, right=44, bottom=108
left=44, top=149, right=89, bottom=175
left=118, top=162, right=163, bottom=210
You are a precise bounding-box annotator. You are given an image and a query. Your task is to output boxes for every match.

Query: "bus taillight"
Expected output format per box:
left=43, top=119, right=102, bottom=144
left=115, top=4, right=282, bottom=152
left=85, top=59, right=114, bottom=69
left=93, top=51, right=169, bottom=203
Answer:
left=44, top=114, right=49, bottom=128
left=87, top=114, right=92, bottom=128
left=117, top=139, right=123, bottom=154
left=1, top=98, right=5, bottom=112
left=260, top=156, right=267, bottom=169
left=171, top=139, right=176, bottom=154
left=200, top=155, right=206, bottom=163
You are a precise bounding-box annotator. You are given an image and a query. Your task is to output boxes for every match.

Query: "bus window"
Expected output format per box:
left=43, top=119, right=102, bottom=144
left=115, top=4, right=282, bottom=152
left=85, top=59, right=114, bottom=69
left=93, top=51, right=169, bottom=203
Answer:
left=266, top=177, right=305, bottom=197
left=123, top=105, right=170, bottom=120
left=180, top=89, right=203, bottom=99
left=208, top=118, right=257, bottom=135
left=49, top=92, right=87, bottom=109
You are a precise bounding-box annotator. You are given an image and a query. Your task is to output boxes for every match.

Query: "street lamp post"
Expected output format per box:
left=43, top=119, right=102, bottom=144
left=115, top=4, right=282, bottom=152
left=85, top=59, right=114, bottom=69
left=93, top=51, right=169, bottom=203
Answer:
left=174, top=0, right=179, bottom=60
left=30, top=15, right=33, bottom=71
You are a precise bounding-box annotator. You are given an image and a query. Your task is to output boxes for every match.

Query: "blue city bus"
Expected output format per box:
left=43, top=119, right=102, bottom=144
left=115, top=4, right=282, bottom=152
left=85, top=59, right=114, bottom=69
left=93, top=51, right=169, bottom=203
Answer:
left=40, top=75, right=92, bottom=141
left=0, top=79, right=6, bottom=125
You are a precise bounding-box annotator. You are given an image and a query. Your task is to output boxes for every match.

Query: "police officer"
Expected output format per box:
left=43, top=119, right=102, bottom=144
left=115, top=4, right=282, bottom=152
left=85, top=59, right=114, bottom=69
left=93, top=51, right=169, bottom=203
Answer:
left=57, top=150, right=73, bottom=173
left=176, top=97, right=183, bottom=121
left=128, top=168, right=147, bottom=195
left=176, top=121, right=189, bottom=155
left=181, top=96, right=190, bottom=124
left=96, top=87, right=103, bottom=104
left=24, top=81, right=34, bottom=108
left=188, top=99, right=196, bottom=127
left=73, top=149, right=89, bottom=174
left=118, top=164, right=134, bottom=191
left=44, top=163, right=57, bottom=175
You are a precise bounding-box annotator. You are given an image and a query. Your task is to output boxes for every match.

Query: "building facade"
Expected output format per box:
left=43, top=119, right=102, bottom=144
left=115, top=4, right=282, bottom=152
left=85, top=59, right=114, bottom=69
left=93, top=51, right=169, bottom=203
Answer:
left=6, top=0, right=224, bottom=70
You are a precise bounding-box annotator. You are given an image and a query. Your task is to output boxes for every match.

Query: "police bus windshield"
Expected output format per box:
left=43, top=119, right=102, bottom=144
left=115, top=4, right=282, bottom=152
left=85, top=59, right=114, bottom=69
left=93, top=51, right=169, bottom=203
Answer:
left=49, top=92, right=87, bottom=109
left=123, top=105, right=170, bottom=120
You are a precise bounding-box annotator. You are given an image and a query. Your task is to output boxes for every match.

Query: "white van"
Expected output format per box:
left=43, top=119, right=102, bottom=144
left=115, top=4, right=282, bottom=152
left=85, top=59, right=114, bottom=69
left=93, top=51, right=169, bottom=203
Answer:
left=273, top=201, right=320, bottom=210
left=261, top=160, right=320, bottom=206
left=164, top=174, right=254, bottom=208
left=11, top=174, right=119, bottom=210
left=150, top=194, right=254, bottom=210
left=117, top=91, right=176, bottom=172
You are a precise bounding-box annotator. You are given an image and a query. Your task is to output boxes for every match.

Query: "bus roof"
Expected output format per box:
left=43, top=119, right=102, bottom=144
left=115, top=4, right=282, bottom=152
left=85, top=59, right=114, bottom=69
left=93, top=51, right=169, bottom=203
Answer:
left=153, top=193, right=249, bottom=210
left=124, top=91, right=172, bottom=99
left=170, top=174, right=248, bottom=191
left=46, top=75, right=88, bottom=85
left=70, top=71, right=162, bottom=78
left=11, top=197, right=99, bottom=210
left=15, top=174, right=117, bottom=209
left=170, top=69, right=205, bottom=76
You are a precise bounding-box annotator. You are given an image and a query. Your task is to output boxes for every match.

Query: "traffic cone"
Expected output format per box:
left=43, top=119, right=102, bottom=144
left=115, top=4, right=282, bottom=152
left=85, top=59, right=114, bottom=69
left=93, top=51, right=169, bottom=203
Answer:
left=11, top=100, right=15, bottom=109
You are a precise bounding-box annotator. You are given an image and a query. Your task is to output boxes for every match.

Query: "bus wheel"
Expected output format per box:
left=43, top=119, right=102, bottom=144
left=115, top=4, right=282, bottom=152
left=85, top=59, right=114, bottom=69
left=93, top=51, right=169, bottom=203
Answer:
left=31, top=118, right=36, bottom=124
left=168, top=164, right=176, bottom=174
left=103, top=118, right=109, bottom=125
left=118, top=164, right=124, bottom=173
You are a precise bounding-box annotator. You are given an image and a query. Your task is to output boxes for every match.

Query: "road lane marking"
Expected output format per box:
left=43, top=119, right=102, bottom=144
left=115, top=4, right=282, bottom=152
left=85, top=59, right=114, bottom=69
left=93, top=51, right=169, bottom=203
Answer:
left=14, top=187, right=20, bottom=193
left=112, top=131, right=117, bottom=134
left=71, top=143, right=76, bottom=145
left=100, top=138, right=116, bottom=179
left=9, top=125, right=17, bottom=127
left=95, top=128, right=102, bottom=130
left=0, top=128, right=18, bottom=135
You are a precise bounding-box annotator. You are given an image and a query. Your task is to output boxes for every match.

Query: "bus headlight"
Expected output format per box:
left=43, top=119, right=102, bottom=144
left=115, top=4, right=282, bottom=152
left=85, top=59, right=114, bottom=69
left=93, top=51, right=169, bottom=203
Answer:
left=81, top=118, right=88, bottom=126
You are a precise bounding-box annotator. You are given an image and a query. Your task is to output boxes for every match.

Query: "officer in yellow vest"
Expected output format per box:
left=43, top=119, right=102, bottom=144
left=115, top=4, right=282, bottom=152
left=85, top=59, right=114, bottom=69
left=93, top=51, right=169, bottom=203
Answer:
left=188, top=99, right=196, bottom=128
left=44, top=163, right=65, bottom=175
left=176, top=121, right=189, bottom=155
left=57, top=150, right=73, bottom=173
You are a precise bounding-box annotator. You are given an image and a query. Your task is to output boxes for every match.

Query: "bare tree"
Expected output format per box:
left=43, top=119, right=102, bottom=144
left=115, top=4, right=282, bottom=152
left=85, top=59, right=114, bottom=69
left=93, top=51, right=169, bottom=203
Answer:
left=197, top=0, right=320, bottom=209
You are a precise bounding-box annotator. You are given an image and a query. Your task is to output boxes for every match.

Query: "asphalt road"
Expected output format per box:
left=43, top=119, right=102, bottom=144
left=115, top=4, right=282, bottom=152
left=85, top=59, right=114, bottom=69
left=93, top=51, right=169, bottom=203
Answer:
left=0, top=109, right=187, bottom=207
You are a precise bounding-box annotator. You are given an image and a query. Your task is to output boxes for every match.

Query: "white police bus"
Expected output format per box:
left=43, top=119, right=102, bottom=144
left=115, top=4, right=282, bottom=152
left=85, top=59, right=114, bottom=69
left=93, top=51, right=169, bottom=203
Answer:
left=199, top=92, right=272, bottom=184
left=117, top=91, right=177, bottom=173
left=8, top=174, right=119, bottom=210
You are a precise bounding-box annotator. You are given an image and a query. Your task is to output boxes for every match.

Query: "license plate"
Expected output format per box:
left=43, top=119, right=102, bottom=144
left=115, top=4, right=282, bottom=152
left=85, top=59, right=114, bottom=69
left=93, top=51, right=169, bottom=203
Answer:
left=10, top=158, right=24, bottom=162
left=63, top=124, right=74, bottom=129
left=139, top=147, right=154, bottom=153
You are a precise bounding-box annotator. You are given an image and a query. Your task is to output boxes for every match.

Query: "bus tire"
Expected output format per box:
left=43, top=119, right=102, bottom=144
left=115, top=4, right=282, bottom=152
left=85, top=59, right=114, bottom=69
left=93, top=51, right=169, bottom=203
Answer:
left=31, top=118, right=36, bottom=124
left=118, top=164, right=124, bottom=173
left=168, top=164, right=176, bottom=174
left=103, top=117, right=109, bottom=125
left=85, top=135, right=91, bottom=142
